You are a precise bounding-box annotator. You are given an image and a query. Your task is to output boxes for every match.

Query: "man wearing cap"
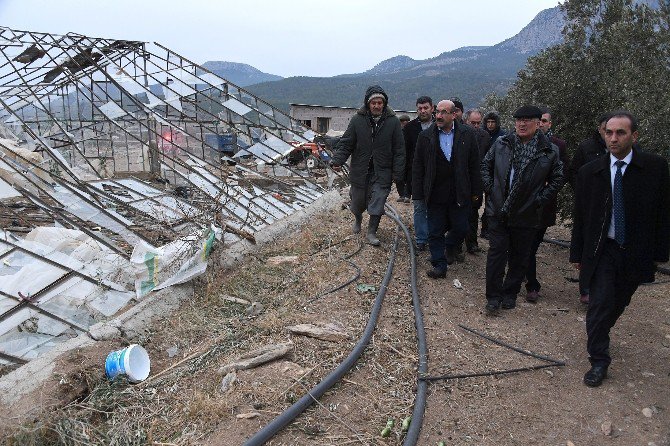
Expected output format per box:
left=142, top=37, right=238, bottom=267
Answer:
left=331, top=85, right=405, bottom=246
left=524, top=107, right=570, bottom=303
left=481, top=105, right=563, bottom=312
left=570, top=111, right=669, bottom=387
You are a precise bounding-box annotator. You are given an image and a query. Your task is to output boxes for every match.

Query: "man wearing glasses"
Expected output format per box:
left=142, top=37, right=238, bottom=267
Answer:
left=412, top=100, right=482, bottom=278
left=481, top=105, right=564, bottom=313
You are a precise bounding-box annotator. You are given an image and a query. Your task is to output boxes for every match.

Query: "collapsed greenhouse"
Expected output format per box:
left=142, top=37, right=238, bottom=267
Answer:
left=0, top=26, right=337, bottom=371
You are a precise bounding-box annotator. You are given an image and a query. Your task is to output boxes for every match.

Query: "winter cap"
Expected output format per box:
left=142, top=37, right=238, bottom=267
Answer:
left=513, top=105, right=542, bottom=119
left=364, top=85, right=389, bottom=106
left=398, top=114, right=410, bottom=122
left=368, top=93, right=385, bottom=103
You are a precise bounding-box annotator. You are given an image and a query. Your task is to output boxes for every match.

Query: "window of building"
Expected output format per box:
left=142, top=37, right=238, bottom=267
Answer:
left=302, top=119, right=312, bottom=128
left=317, top=117, right=330, bottom=134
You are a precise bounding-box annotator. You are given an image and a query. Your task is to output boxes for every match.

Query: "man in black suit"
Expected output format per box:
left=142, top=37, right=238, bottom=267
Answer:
left=413, top=99, right=482, bottom=278
left=570, top=111, right=670, bottom=387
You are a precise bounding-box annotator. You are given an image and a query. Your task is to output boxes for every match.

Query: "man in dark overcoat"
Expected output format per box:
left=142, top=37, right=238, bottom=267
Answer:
left=331, top=85, right=405, bottom=245
left=570, top=111, right=670, bottom=387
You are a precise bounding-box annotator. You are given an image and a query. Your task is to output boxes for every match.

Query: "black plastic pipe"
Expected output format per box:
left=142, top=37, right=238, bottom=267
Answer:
left=385, top=210, right=429, bottom=446
left=242, top=219, right=401, bottom=445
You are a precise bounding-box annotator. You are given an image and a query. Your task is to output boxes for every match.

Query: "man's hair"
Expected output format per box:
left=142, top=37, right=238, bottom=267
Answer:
left=463, top=108, right=482, bottom=122
left=598, top=111, right=614, bottom=125
left=608, top=110, right=638, bottom=132
left=539, top=106, right=552, bottom=119
left=416, top=96, right=433, bottom=106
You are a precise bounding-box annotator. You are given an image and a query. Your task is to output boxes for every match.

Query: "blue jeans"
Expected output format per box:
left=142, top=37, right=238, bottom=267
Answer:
left=427, top=201, right=470, bottom=271
left=413, top=199, right=428, bottom=245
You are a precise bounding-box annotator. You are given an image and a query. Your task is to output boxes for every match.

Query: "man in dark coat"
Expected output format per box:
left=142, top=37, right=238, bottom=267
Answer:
left=404, top=96, right=435, bottom=251
left=570, top=111, right=669, bottom=387
left=463, top=108, right=491, bottom=254
left=480, top=105, right=563, bottom=313
left=412, top=100, right=482, bottom=278
left=568, top=112, right=611, bottom=190
left=481, top=110, right=507, bottom=239
left=484, top=111, right=507, bottom=148
left=524, top=107, right=570, bottom=303
left=331, top=85, right=405, bottom=246
left=568, top=113, right=611, bottom=305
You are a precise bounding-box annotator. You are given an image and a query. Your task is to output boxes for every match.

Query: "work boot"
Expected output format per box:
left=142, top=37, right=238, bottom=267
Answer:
left=366, top=215, right=381, bottom=246
left=352, top=214, right=363, bottom=234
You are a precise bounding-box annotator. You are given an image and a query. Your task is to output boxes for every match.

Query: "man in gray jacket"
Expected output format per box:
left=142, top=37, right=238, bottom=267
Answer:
left=481, top=105, right=563, bottom=313
left=331, top=85, right=405, bottom=245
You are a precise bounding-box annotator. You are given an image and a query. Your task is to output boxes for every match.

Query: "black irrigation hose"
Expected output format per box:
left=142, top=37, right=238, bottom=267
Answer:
left=544, top=236, right=670, bottom=276
left=305, top=237, right=364, bottom=304
left=385, top=208, right=428, bottom=446
left=421, top=363, right=561, bottom=381
left=243, top=221, right=402, bottom=446
left=458, top=324, right=566, bottom=366
left=421, top=324, right=565, bottom=382
left=305, top=258, right=361, bottom=305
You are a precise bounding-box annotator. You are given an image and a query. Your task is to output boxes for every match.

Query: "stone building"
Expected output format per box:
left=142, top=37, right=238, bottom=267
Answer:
left=290, top=103, right=417, bottom=134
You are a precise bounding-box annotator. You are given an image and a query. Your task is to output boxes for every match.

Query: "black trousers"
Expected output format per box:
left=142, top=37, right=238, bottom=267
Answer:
left=485, top=217, right=536, bottom=303
left=525, top=226, right=548, bottom=292
left=586, top=239, right=639, bottom=367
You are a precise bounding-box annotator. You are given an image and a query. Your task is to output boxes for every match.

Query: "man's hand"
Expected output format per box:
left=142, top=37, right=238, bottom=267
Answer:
left=330, top=161, right=341, bottom=172
left=572, top=262, right=581, bottom=270
left=471, top=195, right=480, bottom=205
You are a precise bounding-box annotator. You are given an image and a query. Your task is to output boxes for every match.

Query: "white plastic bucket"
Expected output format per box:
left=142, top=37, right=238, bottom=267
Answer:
left=105, top=344, right=151, bottom=383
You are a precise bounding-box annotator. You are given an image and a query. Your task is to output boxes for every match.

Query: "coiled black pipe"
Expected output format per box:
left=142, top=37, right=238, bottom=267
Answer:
left=242, top=215, right=401, bottom=446
left=385, top=210, right=429, bottom=446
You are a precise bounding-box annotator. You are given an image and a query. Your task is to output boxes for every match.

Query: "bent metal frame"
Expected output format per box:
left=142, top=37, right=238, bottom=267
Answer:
left=0, top=26, right=326, bottom=369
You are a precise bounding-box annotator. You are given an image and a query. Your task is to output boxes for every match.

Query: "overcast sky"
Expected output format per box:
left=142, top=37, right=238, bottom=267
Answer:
left=0, top=0, right=562, bottom=77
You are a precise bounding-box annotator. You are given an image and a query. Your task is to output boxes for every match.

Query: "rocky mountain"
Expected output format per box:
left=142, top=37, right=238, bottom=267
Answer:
left=242, top=6, right=567, bottom=111
left=218, top=1, right=659, bottom=111
left=201, top=61, right=282, bottom=87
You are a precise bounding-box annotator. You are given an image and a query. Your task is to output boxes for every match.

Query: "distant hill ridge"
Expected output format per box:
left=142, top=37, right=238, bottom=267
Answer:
left=201, top=61, right=282, bottom=87
left=205, top=1, right=658, bottom=110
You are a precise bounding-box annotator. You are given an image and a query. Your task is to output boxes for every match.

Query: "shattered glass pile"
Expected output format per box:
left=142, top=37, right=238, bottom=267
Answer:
left=0, top=26, right=327, bottom=369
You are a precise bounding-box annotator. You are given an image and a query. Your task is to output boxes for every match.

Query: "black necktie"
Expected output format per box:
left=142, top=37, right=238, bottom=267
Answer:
left=613, top=160, right=625, bottom=245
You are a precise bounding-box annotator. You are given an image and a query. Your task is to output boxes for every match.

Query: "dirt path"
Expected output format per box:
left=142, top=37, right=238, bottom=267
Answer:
left=2, top=194, right=668, bottom=446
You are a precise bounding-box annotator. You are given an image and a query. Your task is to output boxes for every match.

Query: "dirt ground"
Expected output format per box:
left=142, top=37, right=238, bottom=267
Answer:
left=1, top=191, right=669, bottom=446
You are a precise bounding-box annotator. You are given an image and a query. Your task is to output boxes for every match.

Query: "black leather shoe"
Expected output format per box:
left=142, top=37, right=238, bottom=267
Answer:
left=584, top=366, right=608, bottom=387
left=426, top=268, right=446, bottom=279
left=485, top=299, right=500, bottom=313
left=416, top=243, right=427, bottom=252
left=501, top=298, right=516, bottom=309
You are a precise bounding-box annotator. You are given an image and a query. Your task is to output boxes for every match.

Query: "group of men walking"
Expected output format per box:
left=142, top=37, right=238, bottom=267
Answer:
left=331, top=85, right=669, bottom=387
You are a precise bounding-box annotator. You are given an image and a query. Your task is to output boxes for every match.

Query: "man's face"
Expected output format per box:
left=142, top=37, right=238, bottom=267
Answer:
left=466, top=112, right=482, bottom=129
left=369, top=98, right=385, bottom=117
left=435, top=101, right=455, bottom=130
left=515, top=117, right=540, bottom=142
left=598, top=120, right=608, bottom=140
left=416, top=102, right=433, bottom=122
left=605, top=116, right=638, bottom=159
left=539, top=113, right=552, bottom=134
left=400, top=120, right=409, bottom=129
left=486, top=119, right=497, bottom=131
left=454, top=108, right=463, bottom=123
